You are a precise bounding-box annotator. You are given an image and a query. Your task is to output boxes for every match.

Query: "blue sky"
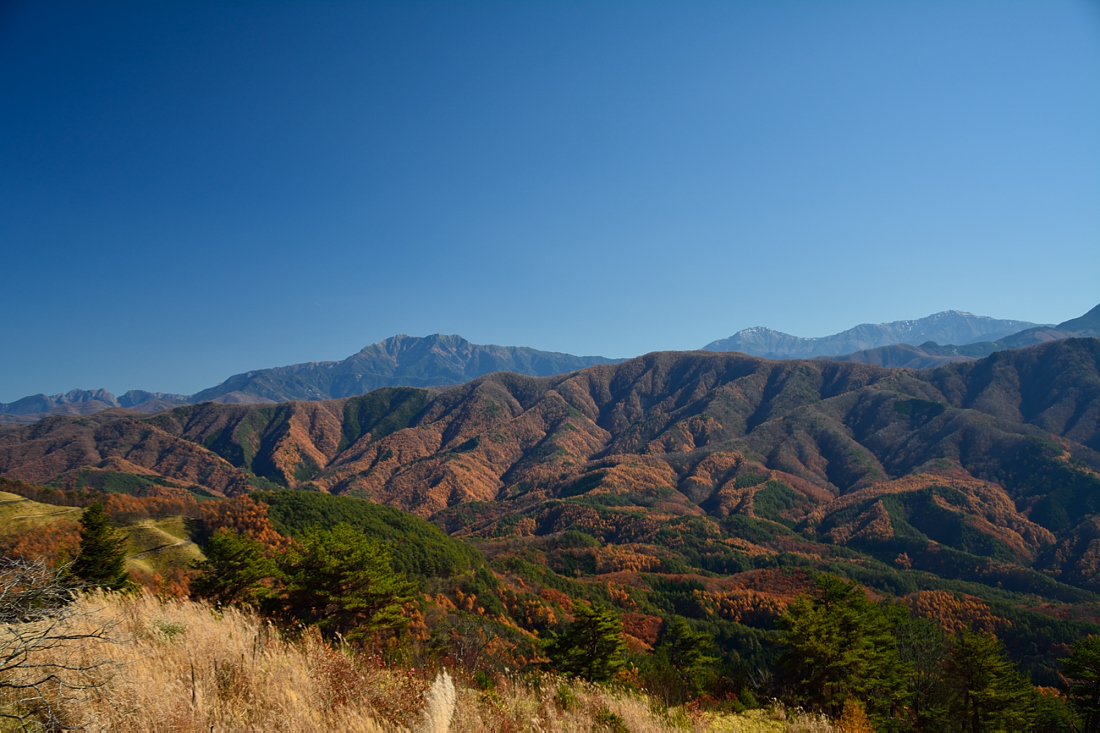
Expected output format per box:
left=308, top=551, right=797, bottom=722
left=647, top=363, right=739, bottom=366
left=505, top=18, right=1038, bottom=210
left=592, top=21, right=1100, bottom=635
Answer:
left=1, top=0, right=1098, bottom=401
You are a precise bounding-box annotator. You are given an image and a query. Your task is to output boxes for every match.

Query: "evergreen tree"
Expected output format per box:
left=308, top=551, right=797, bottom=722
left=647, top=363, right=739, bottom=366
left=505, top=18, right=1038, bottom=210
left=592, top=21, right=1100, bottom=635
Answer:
left=279, top=523, right=414, bottom=640
left=1063, top=635, right=1100, bottom=733
left=776, top=574, right=910, bottom=722
left=546, top=602, right=627, bottom=683
left=1031, top=687, right=1082, bottom=732
left=190, top=528, right=280, bottom=608
left=894, top=615, right=949, bottom=730
left=943, top=628, right=1035, bottom=732
left=71, top=501, right=131, bottom=591
left=649, top=616, right=719, bottom=703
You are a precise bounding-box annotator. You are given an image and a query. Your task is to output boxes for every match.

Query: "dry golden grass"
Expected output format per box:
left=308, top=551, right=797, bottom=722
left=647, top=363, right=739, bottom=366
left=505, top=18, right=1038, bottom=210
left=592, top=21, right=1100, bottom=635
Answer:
left=2, top=592, right=835, bottom=732
left=0, top=491, right=82, bottom=530
left=123, top=518, right=203, bottom=576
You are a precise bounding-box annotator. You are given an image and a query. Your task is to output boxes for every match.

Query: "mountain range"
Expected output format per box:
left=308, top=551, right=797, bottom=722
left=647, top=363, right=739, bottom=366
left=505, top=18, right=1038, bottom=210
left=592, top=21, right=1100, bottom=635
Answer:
left=703, top=310, right=1045, bottom=358
left=4, top=304, right=1098, bottom=424
left=0, top=389, right=190, bottom=422
left=0, top=335, right=620, bottom=424
left=188, top=333, right=622, bottom=403
left=4, top=336, right=1100, bottom=684
left=826, top=303, right=1100, bottom=368
left=2, top=339, right=1099, bottom=583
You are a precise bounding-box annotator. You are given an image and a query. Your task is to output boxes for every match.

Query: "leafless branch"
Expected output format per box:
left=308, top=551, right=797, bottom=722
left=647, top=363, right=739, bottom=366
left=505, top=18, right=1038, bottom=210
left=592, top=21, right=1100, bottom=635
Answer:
left=0, top=557, right=120, bottom=731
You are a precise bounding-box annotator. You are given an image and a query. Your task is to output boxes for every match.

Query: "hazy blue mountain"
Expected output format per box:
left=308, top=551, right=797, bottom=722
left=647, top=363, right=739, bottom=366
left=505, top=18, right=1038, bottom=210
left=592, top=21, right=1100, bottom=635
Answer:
left=117, top=390, right=193, bottom=409
left=0, top=388, right=119, bottom=416
left=990, top=302, right=1100, bottom=350
left=7, top=307, right=1091, bottom=420
left=823, top=302, right=1100, bottom=368
left=0, top=388, right=189, bottom=426
left=188, top=334, right=623, bottom=403
left=814, top=343, right=975, bottom=370
left=1054, top=302, right=1100, bottom=333
left=704, top=311, right=1044, bottom=359
left=0, top=388, right=191, bottom=416
left=1, top=335, right=622, bottom=422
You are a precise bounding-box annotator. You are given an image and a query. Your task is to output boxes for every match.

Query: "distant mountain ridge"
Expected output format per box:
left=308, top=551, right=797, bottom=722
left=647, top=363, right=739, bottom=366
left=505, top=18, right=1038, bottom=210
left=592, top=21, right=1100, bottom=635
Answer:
left=828, top=303, right=1100, bottom=369
left=1, top=334, right=622, bottom=424
left=5, top=306, right=1098, bottom=425
left=0, top=388, right=189, bottom=421
left=189, top=333, right=622, bottom=403
left=704, top=310, right=1044, bottom=358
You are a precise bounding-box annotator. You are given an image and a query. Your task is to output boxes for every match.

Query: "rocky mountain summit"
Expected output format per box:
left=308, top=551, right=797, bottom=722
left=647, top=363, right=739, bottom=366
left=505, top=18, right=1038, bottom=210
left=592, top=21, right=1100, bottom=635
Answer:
left=189, top=333, right=622, bottom=404
left=1, top=335, right=621, bottom=424
left=0, top=389, right=189, bottom=425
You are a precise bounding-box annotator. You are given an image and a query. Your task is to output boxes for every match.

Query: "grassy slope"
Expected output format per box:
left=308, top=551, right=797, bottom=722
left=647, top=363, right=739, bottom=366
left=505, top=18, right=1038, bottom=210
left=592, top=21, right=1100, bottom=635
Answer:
left=0, top=490, right=83, bottom=527
left=0, top=490, right=203, bottom=574
left=124, top=517, right=203, bottom=575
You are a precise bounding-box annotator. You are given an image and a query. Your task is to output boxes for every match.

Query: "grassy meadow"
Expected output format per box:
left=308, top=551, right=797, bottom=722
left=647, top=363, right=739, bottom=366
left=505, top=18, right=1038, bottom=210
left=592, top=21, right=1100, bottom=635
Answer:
left=2, top=591, right=835, bottom=732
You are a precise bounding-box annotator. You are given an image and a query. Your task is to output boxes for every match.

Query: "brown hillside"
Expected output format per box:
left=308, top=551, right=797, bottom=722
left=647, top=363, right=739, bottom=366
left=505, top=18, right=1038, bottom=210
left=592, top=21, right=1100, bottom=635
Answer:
left=0, top=341, right=1097, bottom=543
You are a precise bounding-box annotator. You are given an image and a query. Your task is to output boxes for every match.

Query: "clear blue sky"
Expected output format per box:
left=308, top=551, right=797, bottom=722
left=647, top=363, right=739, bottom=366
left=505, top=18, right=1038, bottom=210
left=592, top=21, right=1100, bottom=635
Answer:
left=1, top=0, right=1098, bottom=401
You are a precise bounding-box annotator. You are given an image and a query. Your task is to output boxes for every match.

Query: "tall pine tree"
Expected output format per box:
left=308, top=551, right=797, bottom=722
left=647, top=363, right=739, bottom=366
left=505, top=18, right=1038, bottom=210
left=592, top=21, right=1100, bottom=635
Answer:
left=546, top=602, right=627, bottom=683
left=278, top=523, right=414, bottom=641
left=776, top=575, right=911, bottom=722
left=71, top=501, right=131, bottom=591
left=944, top=628, right=1035, bottom=732
left=894, top=615, right=949, bottom=730
left=1064, top=635, right=1100, bottom=733
left=650, top=616, right=719, bottom=703
left=190, top=528, right=281, bottom=608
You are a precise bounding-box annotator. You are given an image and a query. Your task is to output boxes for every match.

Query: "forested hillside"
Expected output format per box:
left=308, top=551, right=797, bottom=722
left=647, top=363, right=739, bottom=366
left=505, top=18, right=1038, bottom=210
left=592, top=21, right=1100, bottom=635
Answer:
left=3, top=339, right=1097, bottom=527
left=3, top=339, right=1100, bottom=728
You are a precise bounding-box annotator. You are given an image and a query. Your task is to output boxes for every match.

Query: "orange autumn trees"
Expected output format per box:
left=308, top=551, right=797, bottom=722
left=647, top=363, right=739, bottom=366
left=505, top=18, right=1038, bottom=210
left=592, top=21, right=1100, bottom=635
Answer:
left=198, top=494, right=287, bottom=550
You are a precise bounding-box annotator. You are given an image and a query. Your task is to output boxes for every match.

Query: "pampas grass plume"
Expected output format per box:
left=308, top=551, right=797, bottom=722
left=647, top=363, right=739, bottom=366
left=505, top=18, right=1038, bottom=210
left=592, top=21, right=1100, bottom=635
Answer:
left=421, top=670, right=456, bottom=733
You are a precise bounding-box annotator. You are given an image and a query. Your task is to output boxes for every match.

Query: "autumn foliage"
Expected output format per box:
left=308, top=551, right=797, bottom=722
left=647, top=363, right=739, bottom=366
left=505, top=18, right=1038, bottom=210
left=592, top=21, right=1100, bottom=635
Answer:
left=198, top=494, right=287, bottom=550
left=0, top=521, right=81, bottom=567
left=902, top=590, right=1000, bottom=633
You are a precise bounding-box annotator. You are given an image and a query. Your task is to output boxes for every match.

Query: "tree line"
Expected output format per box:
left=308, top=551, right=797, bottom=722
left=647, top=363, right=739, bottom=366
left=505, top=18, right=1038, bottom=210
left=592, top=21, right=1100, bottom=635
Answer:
left=11, top=499, right=1100, bottom=731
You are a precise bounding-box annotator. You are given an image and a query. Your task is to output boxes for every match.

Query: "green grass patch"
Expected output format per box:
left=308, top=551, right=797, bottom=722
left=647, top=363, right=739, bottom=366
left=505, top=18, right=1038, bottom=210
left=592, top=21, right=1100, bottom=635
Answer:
left=0, top=491, right=82, bottom=531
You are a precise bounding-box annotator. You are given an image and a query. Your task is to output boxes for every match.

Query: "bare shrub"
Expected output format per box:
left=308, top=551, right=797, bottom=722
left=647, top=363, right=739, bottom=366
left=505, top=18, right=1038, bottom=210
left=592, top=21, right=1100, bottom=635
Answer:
left=0, top=558, right=117, bottom=730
